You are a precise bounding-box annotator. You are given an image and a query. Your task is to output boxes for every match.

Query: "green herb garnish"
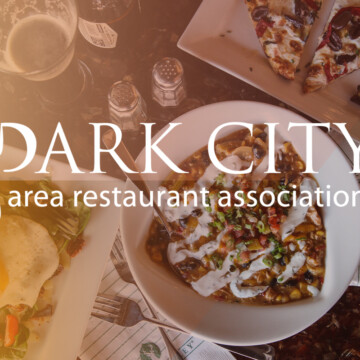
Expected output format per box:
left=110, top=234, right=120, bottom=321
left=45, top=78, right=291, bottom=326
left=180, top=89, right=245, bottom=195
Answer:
left=209, top=221, right=224, bottom=231
left=215, top=173, right=225, bottom=186
left=217, top=211, right=226, bottom=223
left=262, top=258, right=273, bottom=267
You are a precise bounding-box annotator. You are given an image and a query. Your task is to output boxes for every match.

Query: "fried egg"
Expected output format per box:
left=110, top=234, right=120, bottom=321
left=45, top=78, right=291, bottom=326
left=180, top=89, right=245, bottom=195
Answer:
left=0, top=215, right=59, bottom=308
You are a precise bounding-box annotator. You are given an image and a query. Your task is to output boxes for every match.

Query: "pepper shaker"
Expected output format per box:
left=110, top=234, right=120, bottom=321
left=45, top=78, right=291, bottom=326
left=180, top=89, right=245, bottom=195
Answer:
left=108, top=81, right=147, bottom=132
left=152, top=57, right=187, bottom=107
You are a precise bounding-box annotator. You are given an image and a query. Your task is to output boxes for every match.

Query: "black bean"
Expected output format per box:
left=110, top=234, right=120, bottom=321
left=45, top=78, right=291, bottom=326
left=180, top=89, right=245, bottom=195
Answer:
left=229, top=265, right=236, bottom=272
left=304, top=270, right=314, bottom=283
left=251, top=6, right=269, bottom=21
left=178, top=258, right=201, bottom=272
left=331, top=10, right=352, bottom=30
left=270, top=278, right=277, bottom=287
left=285, top=14, right=304, bottom=29
left=328, top=31, right=342, bottom=51
left=253, top=143, right=266, bottom=159
left=284, top=279, right=298, bottom=287
left=349, top=23, right=360, bottom=39
left=335, top=54, right=357, bottom=65
left=191, top=209, right=202, bottom=217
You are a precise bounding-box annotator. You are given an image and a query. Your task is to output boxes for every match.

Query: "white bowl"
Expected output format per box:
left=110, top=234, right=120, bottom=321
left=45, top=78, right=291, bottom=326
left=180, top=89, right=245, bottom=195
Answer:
left=121, top=101, right=360, bottom=345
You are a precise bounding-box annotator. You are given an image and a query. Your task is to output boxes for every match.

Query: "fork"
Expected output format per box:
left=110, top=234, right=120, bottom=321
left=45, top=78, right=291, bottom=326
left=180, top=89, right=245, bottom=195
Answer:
left=92, top=293, right=276, bottom=360
left=111, top=232, right=183, bottom=360
left=92, top=293, right=186, bottom=333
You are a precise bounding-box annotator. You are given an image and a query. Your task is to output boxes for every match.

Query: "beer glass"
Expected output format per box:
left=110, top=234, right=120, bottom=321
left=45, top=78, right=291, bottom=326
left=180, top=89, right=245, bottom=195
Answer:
left=0, top=0, right=92, bottom=109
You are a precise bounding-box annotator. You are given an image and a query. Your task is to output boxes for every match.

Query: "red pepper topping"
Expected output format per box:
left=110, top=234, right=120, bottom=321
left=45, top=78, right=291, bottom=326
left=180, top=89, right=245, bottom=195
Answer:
left=324, top=61, right=348, bottom=83
left=324, top=62, right=333, bottom=82
left=317, top=7, right=360, bottom=50
left=256, top=18, right=274, bottom=38
left=304, top=0, right=319, bottom=11
left=317, top=23, right=332, bottom=50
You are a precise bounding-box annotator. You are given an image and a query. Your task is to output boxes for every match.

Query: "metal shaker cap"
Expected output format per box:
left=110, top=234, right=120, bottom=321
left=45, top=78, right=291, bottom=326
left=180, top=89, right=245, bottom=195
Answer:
left=152, top=57, right=184, bottom=89
left=108, top=81, right=139, bottom=111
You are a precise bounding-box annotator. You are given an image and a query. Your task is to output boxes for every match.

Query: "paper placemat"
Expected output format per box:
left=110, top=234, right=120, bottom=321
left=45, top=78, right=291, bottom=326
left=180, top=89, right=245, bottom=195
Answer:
left=79, top=257, right=235, bottom=360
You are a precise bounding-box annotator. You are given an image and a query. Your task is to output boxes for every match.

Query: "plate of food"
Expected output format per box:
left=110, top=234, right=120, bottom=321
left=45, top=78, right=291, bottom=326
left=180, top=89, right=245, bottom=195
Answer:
left=120, top=101, right=360, bottom=345
left=0, top=145, right=121, bottom=360
left=177, top=0, right=360, bottom=140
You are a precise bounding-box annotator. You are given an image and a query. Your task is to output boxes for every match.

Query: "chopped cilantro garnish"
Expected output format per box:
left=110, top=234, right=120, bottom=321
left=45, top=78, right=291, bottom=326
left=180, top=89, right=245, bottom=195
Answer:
left=204, top=196, right=212, bottom=212
left=217, top=211, right=226, bottom=223
left=236, top=209, right=243, bottom=218
left=209, top=221, right=224, bottom=231
left=211, top=253, right=223, bottom=269
left=245, top=240, right=253, bottom=245
left=215, top=173, right=225, bottom=186
left=234, top=224, right=243, bottom=231
left=245, top=224, right=252, bottom=230
left=282, top=193, right=290, bottom=202
left=268, top=235, right=277, bottom=243
left=273, top=253, right=282, bottom=260
left=296, top=237, right=307, bottom=241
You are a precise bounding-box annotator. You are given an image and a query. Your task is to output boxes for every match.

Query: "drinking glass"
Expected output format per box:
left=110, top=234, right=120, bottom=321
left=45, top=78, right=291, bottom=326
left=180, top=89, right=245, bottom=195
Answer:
left=0, top=0, right=92, bottom=109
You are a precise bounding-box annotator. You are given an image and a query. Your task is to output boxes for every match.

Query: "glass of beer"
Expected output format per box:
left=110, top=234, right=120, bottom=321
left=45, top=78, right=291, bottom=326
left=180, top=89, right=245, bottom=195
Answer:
left=0, top=0, right=92, bottom=109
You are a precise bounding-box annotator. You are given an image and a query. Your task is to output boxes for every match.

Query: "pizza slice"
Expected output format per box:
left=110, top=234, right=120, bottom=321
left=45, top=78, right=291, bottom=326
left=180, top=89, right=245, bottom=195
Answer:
left=245, top=0, right=323, bottom=80
left=304, top=1, right=360, bottom=93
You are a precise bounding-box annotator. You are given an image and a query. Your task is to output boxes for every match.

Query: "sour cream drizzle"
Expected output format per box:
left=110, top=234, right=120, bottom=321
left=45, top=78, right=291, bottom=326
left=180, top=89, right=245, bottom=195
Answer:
left=280, top=177, right=318, bottom=240
left=161, top=139, right=317, bottom=299
left=277, top=252, right=306, bottom=283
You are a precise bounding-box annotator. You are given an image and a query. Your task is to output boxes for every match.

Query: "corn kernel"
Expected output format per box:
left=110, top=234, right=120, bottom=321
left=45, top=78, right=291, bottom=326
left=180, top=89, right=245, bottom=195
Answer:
left=289, top=289, right=301, bottom=300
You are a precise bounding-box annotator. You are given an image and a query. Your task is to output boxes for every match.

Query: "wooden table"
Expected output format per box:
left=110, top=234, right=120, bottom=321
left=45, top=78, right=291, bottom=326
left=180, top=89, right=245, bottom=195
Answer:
left=1, top=0, right=359, bottom=358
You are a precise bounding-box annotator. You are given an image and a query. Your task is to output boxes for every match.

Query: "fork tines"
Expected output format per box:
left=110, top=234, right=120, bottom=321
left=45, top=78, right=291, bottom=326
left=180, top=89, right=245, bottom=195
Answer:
left=92, top=294, right=125, bottom=322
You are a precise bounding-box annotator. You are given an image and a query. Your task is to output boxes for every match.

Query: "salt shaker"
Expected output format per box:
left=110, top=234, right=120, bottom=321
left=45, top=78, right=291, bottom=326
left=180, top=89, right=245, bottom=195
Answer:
left=108, top=81, right=147, bottom=132
left=152, top=57, right=187, bottom=107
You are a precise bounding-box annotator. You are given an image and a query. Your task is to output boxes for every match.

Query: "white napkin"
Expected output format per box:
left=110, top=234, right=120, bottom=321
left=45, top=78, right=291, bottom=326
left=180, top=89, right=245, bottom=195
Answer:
left=79, top=258, right=235, bottom=360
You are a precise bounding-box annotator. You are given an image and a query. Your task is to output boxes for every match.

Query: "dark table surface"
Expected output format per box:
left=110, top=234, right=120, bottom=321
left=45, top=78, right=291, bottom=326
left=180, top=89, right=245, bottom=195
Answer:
left=1, top=0, right=360, bottom=359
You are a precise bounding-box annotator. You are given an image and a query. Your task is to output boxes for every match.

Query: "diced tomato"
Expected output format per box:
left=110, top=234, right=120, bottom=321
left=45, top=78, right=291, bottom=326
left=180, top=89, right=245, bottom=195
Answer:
left=4, top=315, right=19, bottom=347
left=259, top=235, right=268, bottom=247
left=267, top=207, right=280, bottom=232
left=315, top=244, right=326, bottom=251
left=239, top=251, right=250, bottom=263
left=233, top=230, right=244, bottom=239
left=226, top=223, right=234, bottom=231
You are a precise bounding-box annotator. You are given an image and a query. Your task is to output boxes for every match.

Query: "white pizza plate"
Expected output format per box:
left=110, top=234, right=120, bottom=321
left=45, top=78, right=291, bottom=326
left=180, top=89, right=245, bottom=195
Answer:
left=0, top=145, right=122, bottom=360
left=178, top=0, right=360, bottom=139
left=121, top=101, right=360, bottom=345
